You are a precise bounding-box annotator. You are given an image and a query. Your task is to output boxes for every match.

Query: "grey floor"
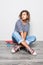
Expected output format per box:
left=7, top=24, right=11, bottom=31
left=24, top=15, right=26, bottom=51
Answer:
left=0, top=41, right=43, bottom=65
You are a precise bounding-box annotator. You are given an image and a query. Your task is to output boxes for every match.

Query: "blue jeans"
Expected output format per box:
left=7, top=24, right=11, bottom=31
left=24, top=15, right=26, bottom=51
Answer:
left=12, top=31, right=36, bottom=45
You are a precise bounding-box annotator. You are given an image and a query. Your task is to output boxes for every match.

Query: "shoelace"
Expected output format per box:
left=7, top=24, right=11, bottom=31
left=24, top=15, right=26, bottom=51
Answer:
left=14, top=45, right=20, bottom=52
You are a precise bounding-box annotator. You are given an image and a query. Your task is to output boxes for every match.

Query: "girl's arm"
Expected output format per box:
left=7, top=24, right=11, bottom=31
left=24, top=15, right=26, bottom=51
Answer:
left=23, top=32, right=27, bottom=40
left=20, top=32, right=27, bottom=40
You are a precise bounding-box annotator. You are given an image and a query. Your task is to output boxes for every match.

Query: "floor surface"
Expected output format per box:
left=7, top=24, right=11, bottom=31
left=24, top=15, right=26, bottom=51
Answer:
left=0, top=41, right=43, bottom=65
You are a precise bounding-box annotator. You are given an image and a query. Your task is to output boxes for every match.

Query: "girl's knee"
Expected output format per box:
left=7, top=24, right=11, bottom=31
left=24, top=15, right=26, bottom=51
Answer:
left=33, top=36, right=36, bottom=41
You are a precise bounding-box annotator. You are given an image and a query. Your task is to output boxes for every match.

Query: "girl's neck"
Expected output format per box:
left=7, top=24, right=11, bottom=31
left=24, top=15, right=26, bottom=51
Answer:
left=22, top=20, right=27, bottom=25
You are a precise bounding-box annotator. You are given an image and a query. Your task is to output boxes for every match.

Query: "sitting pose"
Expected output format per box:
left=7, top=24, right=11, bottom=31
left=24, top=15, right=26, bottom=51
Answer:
left=11, top=10, right=37, bottom=55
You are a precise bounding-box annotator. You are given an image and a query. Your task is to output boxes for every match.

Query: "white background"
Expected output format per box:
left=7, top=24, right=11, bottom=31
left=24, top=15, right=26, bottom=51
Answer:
left=0, top=0, right=43, bottom=41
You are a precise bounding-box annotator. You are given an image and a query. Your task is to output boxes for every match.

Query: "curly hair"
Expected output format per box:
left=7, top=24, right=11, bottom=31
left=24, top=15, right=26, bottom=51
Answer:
left=19, top=10, right=30, bottom=22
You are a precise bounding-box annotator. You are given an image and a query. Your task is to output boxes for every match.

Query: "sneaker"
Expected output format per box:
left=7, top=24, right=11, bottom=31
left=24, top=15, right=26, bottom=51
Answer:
left=11, top=45, right=20, bottom=53
left=32, top=51, right=37, bottom=55
left=11, top=48, right=15, bottom=53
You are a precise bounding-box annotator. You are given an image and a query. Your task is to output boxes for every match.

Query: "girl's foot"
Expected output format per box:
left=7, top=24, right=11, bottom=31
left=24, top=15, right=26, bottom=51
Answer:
left=32, top=51, right=37, bottom=55
left=27, top=48, right=37, bottom=55
left=31, top=49, right=37, bottom=55
left=11, top=45, right=20, bottom=53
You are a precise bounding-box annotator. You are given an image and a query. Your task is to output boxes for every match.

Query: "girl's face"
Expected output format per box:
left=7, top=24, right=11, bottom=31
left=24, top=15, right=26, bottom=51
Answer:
left=21, top=12, right=28, bottom=21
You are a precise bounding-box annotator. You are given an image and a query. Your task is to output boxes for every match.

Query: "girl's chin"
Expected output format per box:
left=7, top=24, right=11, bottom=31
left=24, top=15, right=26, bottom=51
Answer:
left=22, top=19, right=27, bottom=21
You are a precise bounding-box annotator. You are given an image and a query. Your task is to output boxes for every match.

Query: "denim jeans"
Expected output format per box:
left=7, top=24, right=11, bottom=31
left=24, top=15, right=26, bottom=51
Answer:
left=12, top=31, right=36, bottom=45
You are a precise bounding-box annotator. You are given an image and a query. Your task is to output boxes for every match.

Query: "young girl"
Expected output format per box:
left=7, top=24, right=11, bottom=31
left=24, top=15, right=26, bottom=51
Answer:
left=11, top=10, right=37, bottom=55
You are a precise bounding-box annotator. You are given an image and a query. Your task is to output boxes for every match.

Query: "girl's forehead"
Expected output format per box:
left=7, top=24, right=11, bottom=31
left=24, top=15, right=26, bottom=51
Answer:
left=22, top=12, right=27, bottom=14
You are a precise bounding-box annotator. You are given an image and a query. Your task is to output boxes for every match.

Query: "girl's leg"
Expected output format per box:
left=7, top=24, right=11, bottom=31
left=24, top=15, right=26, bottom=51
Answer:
left=20, top=41, right=34, bottom=54
left=11, top=32, right=24, bottom=53
left=12, top=32, right=36, bottom=55
left=17, top=35, right=36, bottom=51
left=26, top=36, right=36, bottom=45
